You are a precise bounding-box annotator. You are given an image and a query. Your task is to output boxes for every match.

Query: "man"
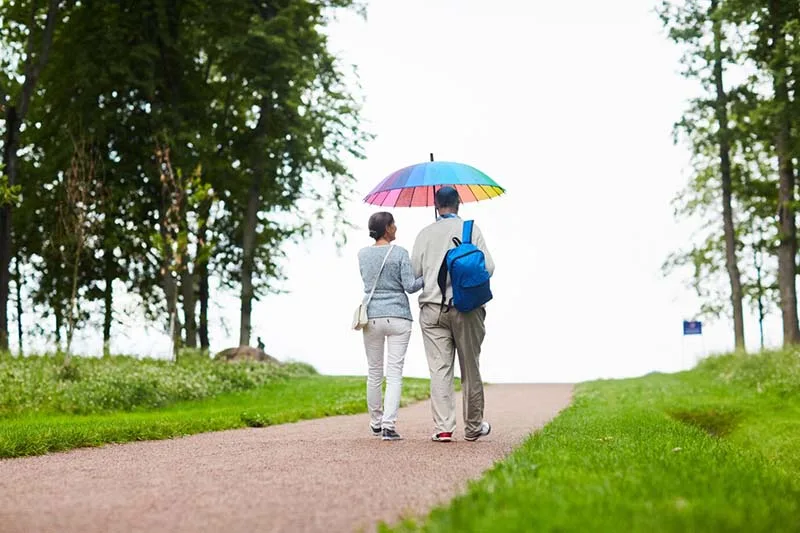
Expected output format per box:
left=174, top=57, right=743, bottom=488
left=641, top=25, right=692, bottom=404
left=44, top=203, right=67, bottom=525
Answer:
left=411, top=186, right=495, bottom=442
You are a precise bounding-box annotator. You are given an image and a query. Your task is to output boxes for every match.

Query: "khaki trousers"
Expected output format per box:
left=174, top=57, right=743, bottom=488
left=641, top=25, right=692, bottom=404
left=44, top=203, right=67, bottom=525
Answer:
left=419, top=303, right=486, bottom=437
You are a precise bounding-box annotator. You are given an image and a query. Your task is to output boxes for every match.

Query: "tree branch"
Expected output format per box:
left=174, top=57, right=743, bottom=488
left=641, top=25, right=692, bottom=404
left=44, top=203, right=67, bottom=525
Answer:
left=250, top=0, right=278, bottom=20
left=17, top=0, right=59, bottom=121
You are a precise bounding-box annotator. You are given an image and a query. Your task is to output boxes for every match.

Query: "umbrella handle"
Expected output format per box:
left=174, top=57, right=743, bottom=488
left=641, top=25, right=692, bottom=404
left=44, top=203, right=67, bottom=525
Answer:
left=430, top=153, right=436, bottom=219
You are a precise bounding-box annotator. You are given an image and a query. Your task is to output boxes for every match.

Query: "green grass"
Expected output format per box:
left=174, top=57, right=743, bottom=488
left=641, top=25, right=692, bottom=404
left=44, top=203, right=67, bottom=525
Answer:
left=0, top=375, right=432, bottom=459
left=387, top=350, right=800, bottom=533
left=0, top=353, right=317, bottom=416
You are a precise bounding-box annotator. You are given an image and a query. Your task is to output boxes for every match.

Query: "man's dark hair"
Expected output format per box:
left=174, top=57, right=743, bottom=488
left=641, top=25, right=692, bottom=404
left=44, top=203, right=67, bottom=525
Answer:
left=434, top=186, right=460, bottom=210
left=368, top=211, right=394, bottom=240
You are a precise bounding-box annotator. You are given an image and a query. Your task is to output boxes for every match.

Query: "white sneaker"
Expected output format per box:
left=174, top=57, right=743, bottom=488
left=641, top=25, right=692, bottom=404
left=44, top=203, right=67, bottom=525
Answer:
left=465, top=421, right=491, bottom=442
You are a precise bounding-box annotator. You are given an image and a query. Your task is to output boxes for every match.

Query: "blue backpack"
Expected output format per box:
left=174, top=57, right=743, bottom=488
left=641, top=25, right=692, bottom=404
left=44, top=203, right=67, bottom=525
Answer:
left=437, top=220, right=492, bottom=312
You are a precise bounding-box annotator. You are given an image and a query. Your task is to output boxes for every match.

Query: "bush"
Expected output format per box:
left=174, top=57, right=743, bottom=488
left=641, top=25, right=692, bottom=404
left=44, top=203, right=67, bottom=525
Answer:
left=0, top=354, right=317, bottom=416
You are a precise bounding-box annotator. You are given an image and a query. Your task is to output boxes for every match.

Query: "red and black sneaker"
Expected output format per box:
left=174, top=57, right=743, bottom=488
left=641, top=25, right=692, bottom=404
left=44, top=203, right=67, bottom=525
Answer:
left=431, top=432, right=453, bottom=442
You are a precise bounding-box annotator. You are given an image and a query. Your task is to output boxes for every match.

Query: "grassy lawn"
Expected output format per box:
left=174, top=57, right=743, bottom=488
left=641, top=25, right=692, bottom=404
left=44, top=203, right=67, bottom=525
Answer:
left=0, top=375, right=432, bottom=459
left=0, top=353, right=434, bottom=459
left=387, top=350, right=800, bottom=533
left=0, top=354, right=319, bottom=416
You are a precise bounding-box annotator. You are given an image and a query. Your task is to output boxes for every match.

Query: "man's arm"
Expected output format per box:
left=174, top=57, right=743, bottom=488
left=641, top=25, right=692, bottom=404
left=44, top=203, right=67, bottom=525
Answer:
left=473, top=224, right=495, bottom=275
left=411, top=233, right=424, bottom=278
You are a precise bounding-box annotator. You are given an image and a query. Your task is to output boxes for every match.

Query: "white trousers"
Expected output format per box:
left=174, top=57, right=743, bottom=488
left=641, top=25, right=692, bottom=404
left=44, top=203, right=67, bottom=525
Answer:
left=362, top=317, right=412, bottom=430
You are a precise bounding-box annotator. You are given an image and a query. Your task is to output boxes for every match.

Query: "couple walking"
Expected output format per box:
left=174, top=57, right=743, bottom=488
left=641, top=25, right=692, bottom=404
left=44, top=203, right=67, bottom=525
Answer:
left=356, top=186, right=495, bottom=442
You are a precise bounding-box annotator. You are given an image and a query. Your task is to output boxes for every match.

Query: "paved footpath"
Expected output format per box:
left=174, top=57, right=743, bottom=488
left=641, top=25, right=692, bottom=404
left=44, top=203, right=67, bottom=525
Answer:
left=0, top=383, right=573, bottom=533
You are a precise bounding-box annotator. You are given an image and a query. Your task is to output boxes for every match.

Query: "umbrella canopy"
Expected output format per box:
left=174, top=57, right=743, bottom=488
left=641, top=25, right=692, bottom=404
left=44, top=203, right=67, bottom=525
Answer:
left=363, top=160, right=505, bottom=208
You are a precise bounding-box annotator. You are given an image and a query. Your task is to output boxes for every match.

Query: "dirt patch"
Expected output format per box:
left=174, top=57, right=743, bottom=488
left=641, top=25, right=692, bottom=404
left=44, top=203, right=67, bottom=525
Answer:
left=214, top=345, right=280, bottom=364
left=668, top=407, right=742, bottom=437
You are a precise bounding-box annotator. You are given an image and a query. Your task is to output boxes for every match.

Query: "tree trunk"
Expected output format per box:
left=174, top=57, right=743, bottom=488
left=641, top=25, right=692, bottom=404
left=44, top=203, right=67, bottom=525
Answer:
left=160, top=192, right=182, bottom=358
left=755, top=244, right=766, bottom=350
left=64, top=243, right=82, bottom=363
left=14, top=253, right=23, bottom=355
left=0, top=107, right=19, bottom=352
left=239, top=100, right=269, bottom=347
left=768, top=0, right=800, bottom=345
left=0, top=0, right=60, bottom=352
left=197, top=201, right=210, bottom=351
left=239, top=178, right=260, bottom=347
left=164, top=269, right=181, bottom=357
left=774, top=118, right=798, bottom=345
left=54, top=304, right=63, bottom=354
left=103, top=250, right=114, bottom=357
left=711, top=2, right=745, bottom=351
left=181, top=264, right=197, bottom=348
left=198, top=261, right=210, bottom=350
left=156, top=142, right=183, bottom=360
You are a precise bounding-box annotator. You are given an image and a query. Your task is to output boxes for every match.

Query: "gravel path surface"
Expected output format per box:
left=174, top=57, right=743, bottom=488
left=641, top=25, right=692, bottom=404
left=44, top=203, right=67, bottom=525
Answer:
left=1, top=383, right=573, bottom=533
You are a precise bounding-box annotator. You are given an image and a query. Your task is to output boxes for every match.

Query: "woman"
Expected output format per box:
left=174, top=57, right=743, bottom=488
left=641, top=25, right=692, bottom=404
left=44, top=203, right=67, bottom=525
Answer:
left=357, top=211, right=423, bottom=441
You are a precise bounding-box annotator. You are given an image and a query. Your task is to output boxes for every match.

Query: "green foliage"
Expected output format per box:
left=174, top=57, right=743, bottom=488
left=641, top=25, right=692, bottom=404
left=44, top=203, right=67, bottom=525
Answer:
left=1, top=0, right=371, bottom=351
left=697, top=348, right=800, bottom=396
left=388, top=350, right=800, bottom=532
left=0, top=354, right=317, bottom=416
left=657, top=0, right=800, bottom=332
left=0, top=174, right=20, bottom=207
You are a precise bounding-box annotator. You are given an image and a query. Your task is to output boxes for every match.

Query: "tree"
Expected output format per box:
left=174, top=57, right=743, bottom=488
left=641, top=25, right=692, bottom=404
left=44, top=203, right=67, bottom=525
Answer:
left=200, top=0, right=370, bottom=347
left=2, top=0, right=370, bottom=356
left=710, top=0, right=746, bottom=350
left=723, top=0, right=800, bottom=345
left=660, top=0, right=747, bottom=349
left=764, top=0, right=800, bottom=345
left=60, top=134, right=102, bottom=362
left=0, top=0, right=63, bottom=351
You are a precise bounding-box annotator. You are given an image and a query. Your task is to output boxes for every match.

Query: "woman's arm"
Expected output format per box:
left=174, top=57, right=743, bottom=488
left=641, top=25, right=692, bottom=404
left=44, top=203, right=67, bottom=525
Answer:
left=357, top=250, right=366, bottom=290
left=400, top=249, right=424, bottom=293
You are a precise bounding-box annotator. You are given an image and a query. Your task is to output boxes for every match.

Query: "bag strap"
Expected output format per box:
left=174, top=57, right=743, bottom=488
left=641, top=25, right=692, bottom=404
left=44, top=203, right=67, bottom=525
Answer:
left=462, top=220, right=474, bottom=244
left=365, top=245, right=394, bottom=306
left=437, top=234, right=463, bottom=313
left=437, top=255, right=449, bottom=310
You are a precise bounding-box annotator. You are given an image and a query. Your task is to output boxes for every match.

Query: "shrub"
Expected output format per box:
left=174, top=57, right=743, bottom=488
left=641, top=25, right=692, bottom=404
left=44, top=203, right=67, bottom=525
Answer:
left=0, top=354, right=317, bottom=416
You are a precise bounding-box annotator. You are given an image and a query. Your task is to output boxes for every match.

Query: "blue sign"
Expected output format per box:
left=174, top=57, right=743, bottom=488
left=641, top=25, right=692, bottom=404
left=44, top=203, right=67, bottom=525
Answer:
left=683, top=320, right=702, bottom=335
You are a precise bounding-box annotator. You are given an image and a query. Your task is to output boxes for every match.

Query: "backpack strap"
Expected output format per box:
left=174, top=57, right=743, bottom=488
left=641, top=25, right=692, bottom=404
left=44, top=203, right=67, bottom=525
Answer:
left=436, top=236, right=462, bottom=312
left=437, top=257, right=449, bottom=310
left=462, top=220, right=474, bottom=244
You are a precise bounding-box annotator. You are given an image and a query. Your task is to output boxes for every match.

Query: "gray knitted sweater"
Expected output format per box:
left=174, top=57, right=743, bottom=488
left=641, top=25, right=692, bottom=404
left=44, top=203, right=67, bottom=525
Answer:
left=358, top=245, right=423, bottom=321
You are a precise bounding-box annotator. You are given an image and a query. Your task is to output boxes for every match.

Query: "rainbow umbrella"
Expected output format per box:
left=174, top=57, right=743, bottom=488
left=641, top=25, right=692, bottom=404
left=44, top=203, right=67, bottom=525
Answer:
left=363, top=155, right=505, bottom=209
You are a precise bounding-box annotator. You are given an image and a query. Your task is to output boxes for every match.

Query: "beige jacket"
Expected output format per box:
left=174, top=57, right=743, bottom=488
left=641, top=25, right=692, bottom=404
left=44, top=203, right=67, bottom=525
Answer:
left=411, top=216, right=495, bottom=307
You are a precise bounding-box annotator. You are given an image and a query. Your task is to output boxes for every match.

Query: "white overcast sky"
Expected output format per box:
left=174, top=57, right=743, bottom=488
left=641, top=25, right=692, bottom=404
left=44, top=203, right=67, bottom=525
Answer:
left=34, top=0, right=786, bottom=383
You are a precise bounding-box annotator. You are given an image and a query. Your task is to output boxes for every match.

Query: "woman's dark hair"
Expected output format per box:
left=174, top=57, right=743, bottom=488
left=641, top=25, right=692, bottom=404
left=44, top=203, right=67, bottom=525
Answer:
left=368, top=211, right=394, bottom=240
